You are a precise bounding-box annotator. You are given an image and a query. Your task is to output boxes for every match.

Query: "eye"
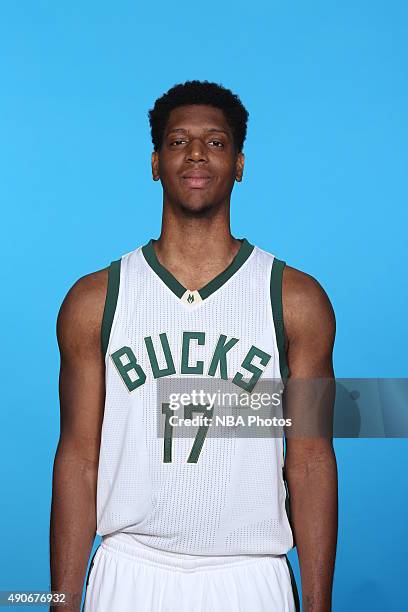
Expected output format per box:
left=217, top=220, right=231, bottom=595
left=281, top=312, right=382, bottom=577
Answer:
left=170, top=139, right=187, bottom=146
left=209, top=140, right=224, bottom=147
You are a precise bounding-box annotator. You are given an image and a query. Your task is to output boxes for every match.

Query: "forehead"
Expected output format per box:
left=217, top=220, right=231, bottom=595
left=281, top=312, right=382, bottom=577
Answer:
left=165, top=105, right=231, bottom=134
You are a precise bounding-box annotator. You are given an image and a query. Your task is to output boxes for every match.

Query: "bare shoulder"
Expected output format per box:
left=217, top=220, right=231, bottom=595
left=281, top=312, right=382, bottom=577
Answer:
left=57, top=268, right=109, bottom=355
left=282, top=264, right=336, bottom=349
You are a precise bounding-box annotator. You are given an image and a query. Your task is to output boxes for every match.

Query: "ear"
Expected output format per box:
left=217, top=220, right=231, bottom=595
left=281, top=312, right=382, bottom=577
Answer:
left=151, top=151, right=160, bottom=181
left=235, top=152, right=245, bottom=182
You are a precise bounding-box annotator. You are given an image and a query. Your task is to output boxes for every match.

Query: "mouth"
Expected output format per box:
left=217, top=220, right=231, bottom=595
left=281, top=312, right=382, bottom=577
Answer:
left=181, top=173, right=212, bottom=189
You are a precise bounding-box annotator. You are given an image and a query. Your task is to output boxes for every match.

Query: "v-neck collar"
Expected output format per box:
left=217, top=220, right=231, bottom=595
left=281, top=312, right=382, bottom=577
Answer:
left=141, top=237, right=254, bottom=302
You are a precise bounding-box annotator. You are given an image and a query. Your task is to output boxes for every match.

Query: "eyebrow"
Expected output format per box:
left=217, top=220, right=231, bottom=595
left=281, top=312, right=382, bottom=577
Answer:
left=166, top=127, right=230, bottom=136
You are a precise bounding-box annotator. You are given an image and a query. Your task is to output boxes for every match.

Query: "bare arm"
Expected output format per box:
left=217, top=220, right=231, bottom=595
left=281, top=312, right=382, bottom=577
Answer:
left=50, top=269, right=108, bottom=612
left=283, top=266, right=338, bottom=612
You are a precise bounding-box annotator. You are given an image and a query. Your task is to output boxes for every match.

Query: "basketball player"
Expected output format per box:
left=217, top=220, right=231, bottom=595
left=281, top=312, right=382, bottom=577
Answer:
left=50, top=80, right=338, bottom=612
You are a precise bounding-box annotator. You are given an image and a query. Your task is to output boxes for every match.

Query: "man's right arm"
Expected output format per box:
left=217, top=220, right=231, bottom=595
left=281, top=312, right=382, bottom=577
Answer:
left=50, top=269, right=108, bottom=612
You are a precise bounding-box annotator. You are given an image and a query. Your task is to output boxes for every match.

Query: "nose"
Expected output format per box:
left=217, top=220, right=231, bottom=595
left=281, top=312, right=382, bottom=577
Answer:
left=185, top=137, right=208, bottom=163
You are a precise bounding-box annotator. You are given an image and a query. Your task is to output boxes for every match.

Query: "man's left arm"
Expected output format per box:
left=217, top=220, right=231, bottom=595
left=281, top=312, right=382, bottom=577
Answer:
left=282, top=266, right=338, bottom=612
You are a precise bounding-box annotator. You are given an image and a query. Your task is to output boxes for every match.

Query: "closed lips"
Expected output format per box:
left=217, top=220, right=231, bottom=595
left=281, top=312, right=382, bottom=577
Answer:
left=181, top=172, right=211, bottom=179
left=181, top=173, right=212, bottom=188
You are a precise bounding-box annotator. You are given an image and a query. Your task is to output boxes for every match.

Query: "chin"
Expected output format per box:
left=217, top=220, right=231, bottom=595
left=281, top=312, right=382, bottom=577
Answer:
left=178, top=199, right=217, bottom=217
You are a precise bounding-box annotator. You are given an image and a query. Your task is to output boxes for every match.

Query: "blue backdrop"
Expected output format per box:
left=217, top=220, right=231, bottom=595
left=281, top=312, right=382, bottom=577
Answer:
left=1, top=1, right=407, bottom=610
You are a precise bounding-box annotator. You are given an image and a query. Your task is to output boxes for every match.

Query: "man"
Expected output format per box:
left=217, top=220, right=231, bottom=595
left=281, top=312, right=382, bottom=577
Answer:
left=50, top=80, right=337, bottom=612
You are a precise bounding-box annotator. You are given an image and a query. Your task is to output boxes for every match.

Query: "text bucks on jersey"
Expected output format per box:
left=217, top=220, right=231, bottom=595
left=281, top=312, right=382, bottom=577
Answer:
left=111, top=332, right=272, bottom=394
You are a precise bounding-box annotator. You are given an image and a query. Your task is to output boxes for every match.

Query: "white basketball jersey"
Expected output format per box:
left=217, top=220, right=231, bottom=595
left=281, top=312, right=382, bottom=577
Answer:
left=96, top=238, right=294, bottom=555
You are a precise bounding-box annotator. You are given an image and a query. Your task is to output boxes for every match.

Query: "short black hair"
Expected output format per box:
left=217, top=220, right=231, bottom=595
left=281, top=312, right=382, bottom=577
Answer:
left=148, top=80, right=249, bottom=153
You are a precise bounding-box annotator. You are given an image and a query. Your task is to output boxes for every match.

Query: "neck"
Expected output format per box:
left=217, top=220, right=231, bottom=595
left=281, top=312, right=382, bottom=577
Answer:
left=152, top=201, right=242, bottom=291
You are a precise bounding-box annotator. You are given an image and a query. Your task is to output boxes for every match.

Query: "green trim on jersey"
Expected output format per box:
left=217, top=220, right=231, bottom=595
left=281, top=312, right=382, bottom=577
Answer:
left=199, top=238, right=254, bottom=299
left=285, top=554, right=301, bottom=612
left=271, top=257, right=293, bottom=559
left=81, top=544, right=101, bottom=612
left=101, top=259, right=121, bottom=357
left=141, top=238, right=254, bottom=301
left=270, top=257, right=290, bottom=380
left=142, top=241, right=185, bottom=298
left=282, top=464, right=292, bottom=526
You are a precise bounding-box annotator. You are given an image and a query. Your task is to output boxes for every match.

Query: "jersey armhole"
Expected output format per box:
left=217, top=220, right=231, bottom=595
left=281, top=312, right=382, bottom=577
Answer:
left=101, top=259, right=121, bottom=357
left=270, top=257, right=290, bottom=381
left=271, top=257, right=292, bottom=528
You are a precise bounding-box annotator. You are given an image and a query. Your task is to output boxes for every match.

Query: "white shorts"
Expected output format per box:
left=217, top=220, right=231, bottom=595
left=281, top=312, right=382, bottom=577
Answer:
left=83, top=533, right=299, bottom=612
